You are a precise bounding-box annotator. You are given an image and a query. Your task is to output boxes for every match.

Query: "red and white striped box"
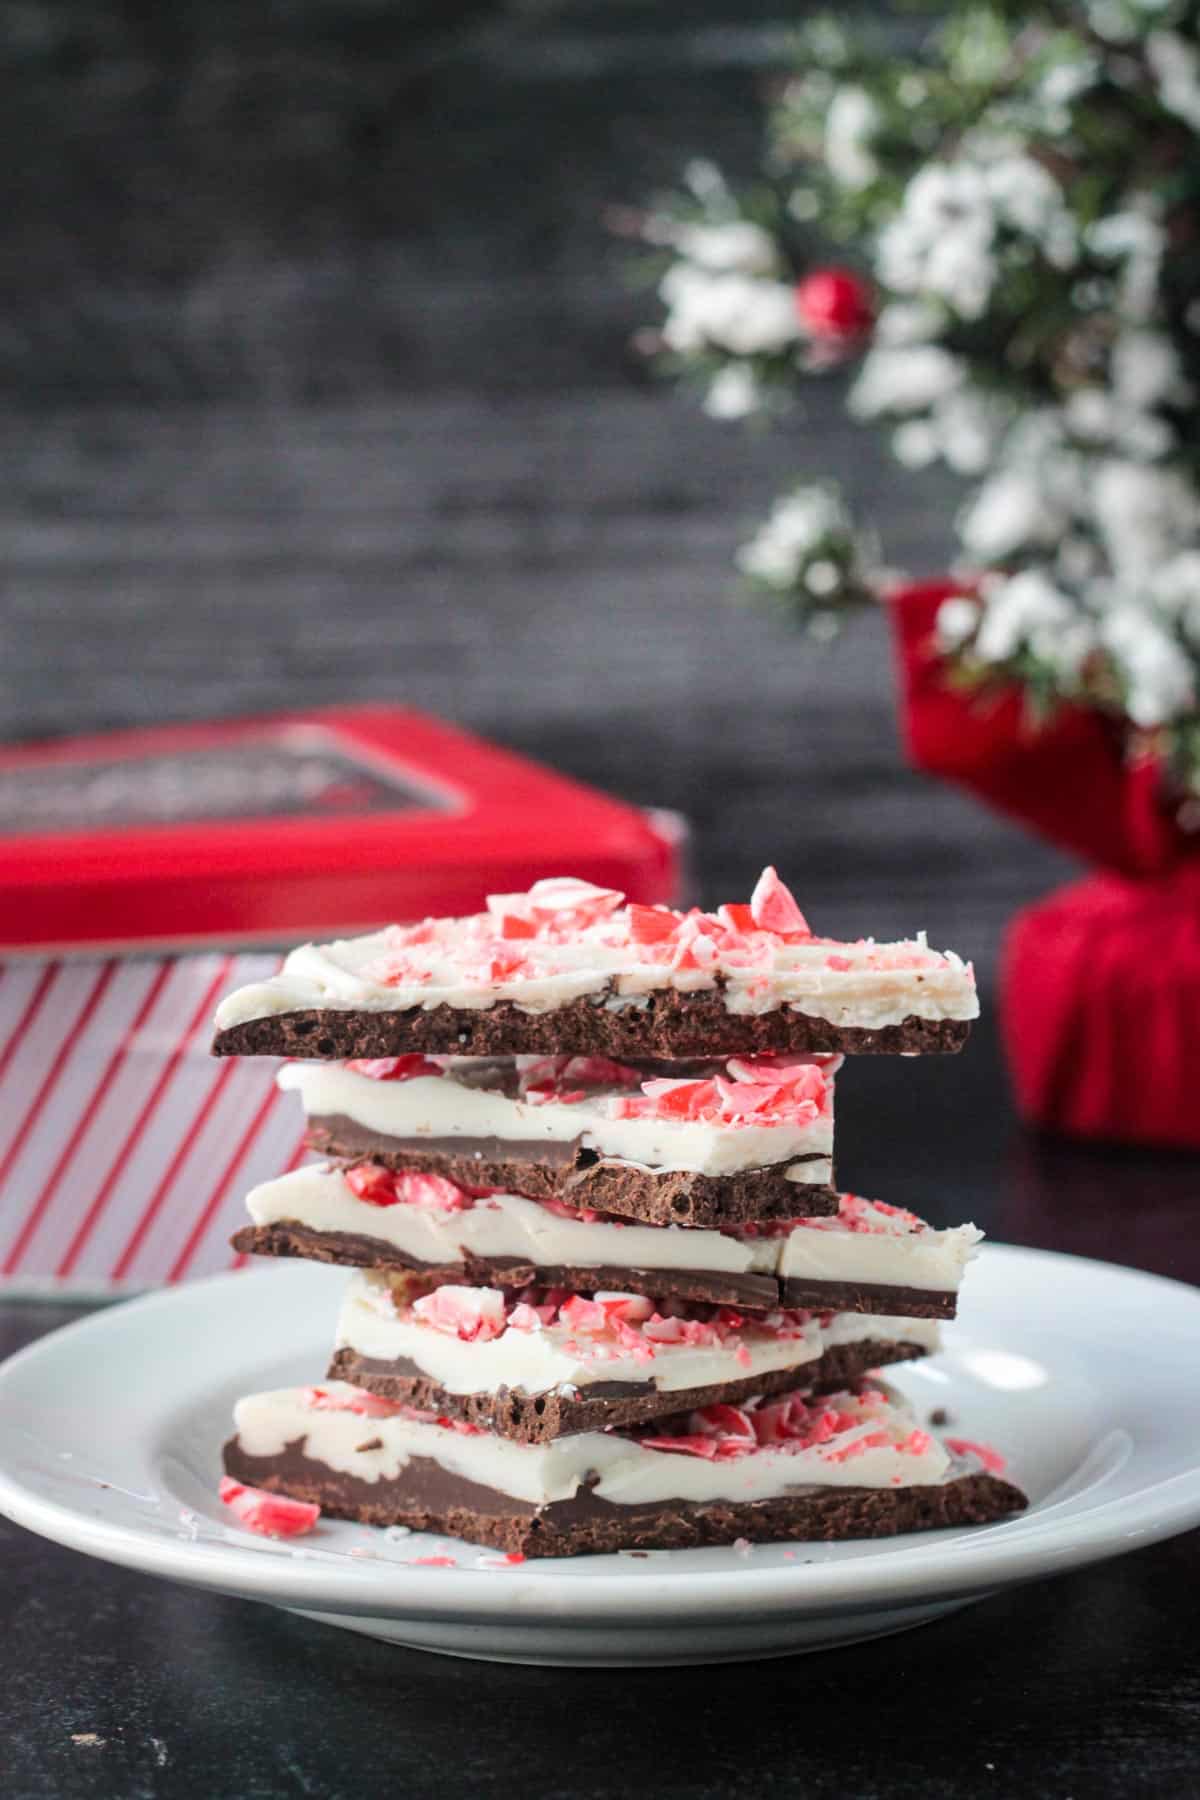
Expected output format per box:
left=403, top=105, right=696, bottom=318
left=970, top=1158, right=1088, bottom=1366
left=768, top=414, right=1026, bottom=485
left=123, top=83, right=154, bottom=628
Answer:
left=0, top=708, right=682, bottom=1295
left=0, top=954, right=305, bottom=1294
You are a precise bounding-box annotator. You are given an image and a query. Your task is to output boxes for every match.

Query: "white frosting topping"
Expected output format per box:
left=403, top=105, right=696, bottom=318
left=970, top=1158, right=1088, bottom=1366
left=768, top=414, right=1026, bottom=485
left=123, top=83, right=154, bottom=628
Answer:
left=213, top=872, right=978, bottom=1033
left=334, top=1271, right=939, bottom=1397
left=276, top=1059, right=834, bottom=1179
left=247, top=1164, right=980, bottom=1293
left=231, top=1379, right=954, bottom=1506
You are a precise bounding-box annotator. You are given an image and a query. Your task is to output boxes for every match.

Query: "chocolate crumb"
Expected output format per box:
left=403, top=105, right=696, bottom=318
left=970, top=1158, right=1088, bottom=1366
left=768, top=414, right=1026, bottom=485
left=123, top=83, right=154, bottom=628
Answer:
left=355, top=1437, right=384, bottom=1453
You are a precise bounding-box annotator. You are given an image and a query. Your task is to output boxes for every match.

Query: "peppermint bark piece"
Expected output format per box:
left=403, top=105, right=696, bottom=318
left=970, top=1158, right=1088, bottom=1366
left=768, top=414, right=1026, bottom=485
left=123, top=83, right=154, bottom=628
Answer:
left=222, top=1379, right=1026, bottom=1554
left=325, top=1272, right=939, bottom=1440
left=212, top=869, right=978, bottom=1060
left=282, top=1050, right=840, bottom=1224
left=233, top=1165, right=980, bottom=1317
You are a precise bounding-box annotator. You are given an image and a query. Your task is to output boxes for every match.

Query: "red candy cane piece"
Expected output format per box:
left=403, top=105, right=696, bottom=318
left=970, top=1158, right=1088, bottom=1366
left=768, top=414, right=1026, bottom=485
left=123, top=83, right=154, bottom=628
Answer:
left=820, top=1429, right=892, bottom=1464
left=557, top=1295, right=611, bottom=1332
left=498, top=913, right=539, bottom=939
left=690, top=1403, right=758, bottom=1455
left=640, top=1314, right=688, bottom=1344
left=525, top=877, right=624, bottom=924
left=639, top=1433, right=721, bottom=1460
left=302, top=1386, right=405, bottom=1418
left=507, top=1301, right=550, bottom=1332
left=363, top=953, right=434, bottom=987
left=749, top=867, right=811, bottom=937
left=346, top=1055, right=442, bottom=1081
left=945, top=1437, right=1007, bottom=1474
left=219, top=1477, right=320, bottom=1538
left=464, top=947, right=534, bottom=984
left=717, top=902, right=757, bottom=936
left=670, top=915, right=722, bottom=972
left=636, top=1077, right=718, bottom=1119
left=411, top=1285, right=507, bottom=1341
left=392, top=1171, right=473, bottom=1212
left=628, top=903, right=683, bottom=945
left=343, top=1163, right=400, bottom=1206
left=713, top=1077, right=790, bottom=1118
left=536, top=1196, right=602, bottom=1225
left=387, top=920, right=436, bottom=948
left=594, top=1291, right=655, bottom=1324
left=612, top=1319, right=657, bottom=1363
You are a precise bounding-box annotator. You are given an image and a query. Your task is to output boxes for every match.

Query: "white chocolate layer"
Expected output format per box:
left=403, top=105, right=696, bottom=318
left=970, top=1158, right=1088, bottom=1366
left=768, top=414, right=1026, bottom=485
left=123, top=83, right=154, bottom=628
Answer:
left=775, top=1199, right=982, bottom=1293
left=277, top=1061, right=833, bottom=1179
left=248, top=1162, right=767, bottom=1276
left=214, top=896, right=978, bottom=1033
left=334, top=1271, right=939, bottom=1397
left=231, top=1380, right=954, bottom=1506
left=247, top=1164, right=980, bottom=1294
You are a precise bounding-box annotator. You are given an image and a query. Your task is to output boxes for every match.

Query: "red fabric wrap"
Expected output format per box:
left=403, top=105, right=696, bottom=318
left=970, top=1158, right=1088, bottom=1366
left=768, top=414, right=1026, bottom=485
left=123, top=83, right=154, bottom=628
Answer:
left=886, top=580, right=1187, bottom=879
left=1001, top=869, right=1200, bottom=1149
left=886, top=581, right=1200, bottom=1147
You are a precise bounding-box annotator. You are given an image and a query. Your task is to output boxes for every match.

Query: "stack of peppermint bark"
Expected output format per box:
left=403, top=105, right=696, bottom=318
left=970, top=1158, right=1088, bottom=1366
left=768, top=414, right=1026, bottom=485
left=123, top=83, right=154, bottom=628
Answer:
left=216, top=870, right=1026, bottom=1556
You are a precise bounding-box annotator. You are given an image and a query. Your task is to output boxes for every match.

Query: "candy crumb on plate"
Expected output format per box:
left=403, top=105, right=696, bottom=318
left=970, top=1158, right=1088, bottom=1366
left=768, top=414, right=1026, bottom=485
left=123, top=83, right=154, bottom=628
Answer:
left=218, top=1476, right=320, bottom=1539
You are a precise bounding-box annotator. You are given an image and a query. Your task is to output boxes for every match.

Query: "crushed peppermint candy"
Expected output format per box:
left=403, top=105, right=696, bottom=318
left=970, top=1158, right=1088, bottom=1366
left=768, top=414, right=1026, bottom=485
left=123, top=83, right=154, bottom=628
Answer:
left=343, top=1044, right=837, bottom=1135
left=637, top=1386, right=938, bottom=1465
left=350, top=868, right=959, bottom=995
left=945, top=1437, right=1008, bottom=1475
left=749, top=866, right=810, bottom=936
left=343, top=1164, right=472, bottom=1212
left=302, top=1385, right=483, bottom=1434
left=517, top=1055, right=643, bottom=1099
left=411, top=1285, right=507, bottom=1342
left=794, top=1193, right=926, bottom=1236
left=338, top=1168, right=634, bottom=1230
left=609, top=1056, right=833, bottom=1129
left=303, top=1385, right=407, bottom=1419
left=392, top=1280, right=821, bottom=1364
left=219, top=1477, right=320, bottom=1539
left=345, top=1055, right=442, bottom=1081
left=728, top=1191, right=932, bottom=1242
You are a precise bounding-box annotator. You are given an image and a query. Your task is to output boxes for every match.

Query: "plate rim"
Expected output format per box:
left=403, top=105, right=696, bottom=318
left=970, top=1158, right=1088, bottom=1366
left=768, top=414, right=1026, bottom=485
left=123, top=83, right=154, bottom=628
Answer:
left=2, top=1243, right=1200, bottom=1623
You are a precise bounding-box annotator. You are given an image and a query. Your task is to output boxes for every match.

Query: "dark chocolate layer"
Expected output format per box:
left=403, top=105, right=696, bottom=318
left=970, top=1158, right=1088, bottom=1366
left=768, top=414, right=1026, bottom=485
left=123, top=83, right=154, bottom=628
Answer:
left=221, top=1436, right=1025, bottom=1556
left=308, top=1116, right=836, bottom=1225
left=325, top=1339, right=928, bottom=1441
left=778, top=1277, right=956, bottom=1320
left=233, top=1219, right=958, bottom=1318
left=231, top=1221, right=780, bottom=1308
left=212, top=989, right=970, bottom=1061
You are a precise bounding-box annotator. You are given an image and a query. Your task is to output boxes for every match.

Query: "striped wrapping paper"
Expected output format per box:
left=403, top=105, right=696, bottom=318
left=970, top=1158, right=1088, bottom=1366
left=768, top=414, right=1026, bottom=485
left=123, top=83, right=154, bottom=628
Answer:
left=0, top=954, right=307, bottom=1295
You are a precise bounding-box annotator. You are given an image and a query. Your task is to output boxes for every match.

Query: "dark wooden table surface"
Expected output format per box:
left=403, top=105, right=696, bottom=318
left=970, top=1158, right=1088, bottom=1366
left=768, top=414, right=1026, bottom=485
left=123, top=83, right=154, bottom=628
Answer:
left=2, top=5, right=1198, bottom=1796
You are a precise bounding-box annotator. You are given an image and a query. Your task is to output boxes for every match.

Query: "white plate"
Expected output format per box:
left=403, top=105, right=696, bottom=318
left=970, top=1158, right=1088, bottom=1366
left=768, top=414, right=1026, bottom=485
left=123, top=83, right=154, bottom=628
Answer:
left=2, top=1245, right=1199, bottom=1666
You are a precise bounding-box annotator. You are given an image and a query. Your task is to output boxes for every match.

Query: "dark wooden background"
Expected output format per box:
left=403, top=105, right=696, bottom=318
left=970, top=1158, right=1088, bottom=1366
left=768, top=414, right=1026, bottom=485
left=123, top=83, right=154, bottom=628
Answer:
left=0, top=0, right=1074, bottom=959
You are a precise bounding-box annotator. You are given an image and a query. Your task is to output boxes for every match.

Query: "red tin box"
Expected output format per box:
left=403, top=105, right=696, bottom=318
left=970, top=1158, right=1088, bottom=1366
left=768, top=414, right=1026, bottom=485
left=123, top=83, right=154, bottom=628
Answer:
left=0, top=708, right=683, bottom=1292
